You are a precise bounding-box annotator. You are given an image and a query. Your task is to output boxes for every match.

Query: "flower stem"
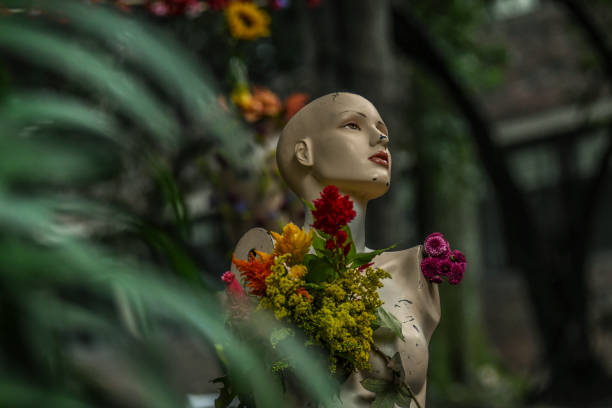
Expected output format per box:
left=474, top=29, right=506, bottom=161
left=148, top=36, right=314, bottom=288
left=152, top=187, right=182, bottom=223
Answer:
left=371, top=345, right=423, bottom=408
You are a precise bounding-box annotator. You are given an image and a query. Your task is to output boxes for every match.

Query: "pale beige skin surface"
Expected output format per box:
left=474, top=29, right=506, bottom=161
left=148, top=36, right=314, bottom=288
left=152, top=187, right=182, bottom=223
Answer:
left=236, top=93, right=440, bottom=407
left=340, top=247, right=440, bottom=408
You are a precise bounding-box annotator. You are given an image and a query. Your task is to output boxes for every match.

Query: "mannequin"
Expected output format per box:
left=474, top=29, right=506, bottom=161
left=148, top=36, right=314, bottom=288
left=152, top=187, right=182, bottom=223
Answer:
left=232, top=92, right=440, bottom=407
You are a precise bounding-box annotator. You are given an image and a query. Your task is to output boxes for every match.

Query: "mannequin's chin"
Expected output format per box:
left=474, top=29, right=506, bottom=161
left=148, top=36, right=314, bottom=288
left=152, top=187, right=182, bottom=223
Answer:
left=324, top=178, right=390, bottom=202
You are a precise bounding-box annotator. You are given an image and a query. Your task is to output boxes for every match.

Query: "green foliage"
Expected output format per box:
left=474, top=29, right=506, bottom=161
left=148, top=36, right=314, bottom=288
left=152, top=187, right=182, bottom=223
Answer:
left=0, top=2, right=333, bottom=407
left=361, top=377, right=419, bottom=408
left=374, top=307, right=406, bottom=342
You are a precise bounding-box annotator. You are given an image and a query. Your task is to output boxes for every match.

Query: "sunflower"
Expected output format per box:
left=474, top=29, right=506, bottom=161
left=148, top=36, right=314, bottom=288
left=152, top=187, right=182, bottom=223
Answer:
left=270, top=223, right=313, bottom=264
left=225, top=1, right=270, bottom=41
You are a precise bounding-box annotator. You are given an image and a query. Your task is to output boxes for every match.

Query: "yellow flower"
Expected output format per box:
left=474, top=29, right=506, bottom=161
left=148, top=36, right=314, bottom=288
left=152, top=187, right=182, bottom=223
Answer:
left=255, top=250, right=275, bottom=264
left=225, top=2, right=270, bottom=41
left=270, top=222, right=313, bottom=263
left=230, top=85, right=252, bottom=110
left=288, top=264, right=307, bottom=280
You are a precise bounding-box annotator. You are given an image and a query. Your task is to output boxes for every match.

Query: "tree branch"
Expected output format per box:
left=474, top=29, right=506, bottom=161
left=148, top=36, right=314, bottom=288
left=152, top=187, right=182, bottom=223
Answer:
left=390, top=8, right=538, bottom=261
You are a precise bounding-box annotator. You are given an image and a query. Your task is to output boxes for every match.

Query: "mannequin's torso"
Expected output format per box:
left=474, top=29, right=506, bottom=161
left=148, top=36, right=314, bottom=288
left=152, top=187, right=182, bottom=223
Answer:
left=230, top=230, right=440, bottom=408
left=339, top=246, right=440, bottom=408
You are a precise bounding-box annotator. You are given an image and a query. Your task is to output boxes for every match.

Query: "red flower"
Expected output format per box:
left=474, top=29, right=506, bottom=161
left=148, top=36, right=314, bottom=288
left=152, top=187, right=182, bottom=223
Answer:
left=334, top=230, right=347, bottom=245
left=296, top=287, right=312, bottom=301
left=358, top=262, right=374, bottom=272
left=311, top=185, right=356, bottom=234
left=206, top=0, right=229, bottom=10
left=324, top=229, right=348, bottom=251
left=343, top=242, right=351, bottom=256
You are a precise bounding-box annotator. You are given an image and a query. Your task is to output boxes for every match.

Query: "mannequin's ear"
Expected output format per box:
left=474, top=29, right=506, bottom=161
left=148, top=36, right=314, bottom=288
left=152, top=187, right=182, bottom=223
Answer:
left=295, top=138, right=313, bottom=167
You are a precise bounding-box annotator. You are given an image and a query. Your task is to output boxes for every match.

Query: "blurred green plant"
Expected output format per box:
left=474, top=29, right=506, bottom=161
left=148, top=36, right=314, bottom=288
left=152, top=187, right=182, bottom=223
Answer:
left=0, top=1, right=334, bottom=406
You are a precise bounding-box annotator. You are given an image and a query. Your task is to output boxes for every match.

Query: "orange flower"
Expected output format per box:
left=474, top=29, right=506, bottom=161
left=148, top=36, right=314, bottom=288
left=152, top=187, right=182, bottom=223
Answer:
left=296, top=287, right=312, bottom=301
left=240, top=86, right=281, bottom=122
left=253, top=86, right=281, bottom=116
left=232, top=251, right=274, bottom=297
left=284, top=93, right=310, bottom=121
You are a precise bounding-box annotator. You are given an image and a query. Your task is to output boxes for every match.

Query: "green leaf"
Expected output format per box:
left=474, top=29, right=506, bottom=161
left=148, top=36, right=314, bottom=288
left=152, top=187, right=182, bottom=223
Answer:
left=302, top=198, right=315, bottom=212
left=360, top=378, right=393, bottom=393
left=304, top=282, right=323, bottom=291
left=0, top=18, right=181, bottom=150
left=376, top=307, right=406, bottom=342
left=397, top=384, right=417, bottom=407
left=371, top=319, right=381, bottom=331
left=305, top=258, right=336, bottom=283
left=302, top=253, right=319, bottom=269
left=343, top=225, right=357, bottom=259
left=350, top=244, right=396, bottom=267
left=312, top=230, right=329, bottom=255
left=371, top=390, right=397, bottom=408
left=135, top=222, right=204, bottom=287
left=387, top=352, right=405, bottom=378
left=149, top=157, right=191, bottom=239
left=0, top=92, right=123, bottom=146
left=271, top=360, right=291, bottom=372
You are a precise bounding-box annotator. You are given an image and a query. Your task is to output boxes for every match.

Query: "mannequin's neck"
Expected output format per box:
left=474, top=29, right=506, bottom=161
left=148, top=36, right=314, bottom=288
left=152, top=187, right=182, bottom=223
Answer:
left=302, top=196, right=369, bottom=253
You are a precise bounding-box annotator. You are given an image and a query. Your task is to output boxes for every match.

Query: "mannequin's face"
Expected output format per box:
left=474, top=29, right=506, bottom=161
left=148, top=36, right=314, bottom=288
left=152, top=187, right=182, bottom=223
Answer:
left=309, top=94, right=391, bottom=200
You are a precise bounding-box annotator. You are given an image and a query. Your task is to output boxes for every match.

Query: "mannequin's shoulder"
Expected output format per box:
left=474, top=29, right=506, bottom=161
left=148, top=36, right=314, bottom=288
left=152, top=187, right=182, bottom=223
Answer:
left=373, top=245, right=441, bottom=326
left=372, top=245, right=424, bottom=277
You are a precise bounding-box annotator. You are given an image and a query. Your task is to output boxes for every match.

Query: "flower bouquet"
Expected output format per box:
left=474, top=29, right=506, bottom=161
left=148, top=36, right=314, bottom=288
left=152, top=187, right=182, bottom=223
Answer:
left=216, top=185, right=403, bottom=406
left=215, top=186, right=467, bottom=407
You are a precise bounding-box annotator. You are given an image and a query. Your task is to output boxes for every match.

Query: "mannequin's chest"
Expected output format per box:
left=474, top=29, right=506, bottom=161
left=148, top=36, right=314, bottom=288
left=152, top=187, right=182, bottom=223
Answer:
left=373, top=283, right=430, bottom=394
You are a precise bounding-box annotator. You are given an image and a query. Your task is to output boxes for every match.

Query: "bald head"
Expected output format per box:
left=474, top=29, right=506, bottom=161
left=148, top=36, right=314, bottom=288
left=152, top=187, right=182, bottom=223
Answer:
left=277, top=92, right=384, bottom=200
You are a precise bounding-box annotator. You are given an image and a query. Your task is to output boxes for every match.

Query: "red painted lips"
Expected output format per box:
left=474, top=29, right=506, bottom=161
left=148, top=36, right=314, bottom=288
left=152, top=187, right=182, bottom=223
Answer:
left=368, top=151, right=389, bottom=168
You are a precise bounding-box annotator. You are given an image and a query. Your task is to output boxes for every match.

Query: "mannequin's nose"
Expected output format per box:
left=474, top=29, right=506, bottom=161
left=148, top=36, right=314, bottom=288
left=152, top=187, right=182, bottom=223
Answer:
left=371, top=131, right=389, bottom=147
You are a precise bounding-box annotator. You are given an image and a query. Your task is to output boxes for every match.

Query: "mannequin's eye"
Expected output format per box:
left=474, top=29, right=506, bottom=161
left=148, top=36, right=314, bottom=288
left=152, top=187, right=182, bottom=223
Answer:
left=343, top=122, right=360, bottom=130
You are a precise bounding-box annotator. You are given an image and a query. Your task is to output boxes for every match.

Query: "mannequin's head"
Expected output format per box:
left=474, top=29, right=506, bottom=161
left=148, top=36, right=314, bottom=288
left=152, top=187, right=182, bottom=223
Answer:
left=277, top=92, right=391, bottom=203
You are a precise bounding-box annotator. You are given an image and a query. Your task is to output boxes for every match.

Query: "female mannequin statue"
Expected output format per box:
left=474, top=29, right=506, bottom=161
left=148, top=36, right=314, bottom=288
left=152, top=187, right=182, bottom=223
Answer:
left=232, top=92, right=440, bottom=407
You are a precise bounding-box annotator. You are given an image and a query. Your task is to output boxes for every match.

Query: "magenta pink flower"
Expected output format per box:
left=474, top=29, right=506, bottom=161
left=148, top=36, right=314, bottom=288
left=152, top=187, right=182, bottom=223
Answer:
left=429, top=275, right=443, bottom=284
left=438, top=258, right=452, bottom=277
left=449, top=262, right=465, bottom=285
left=221, top=271, right=245, bottom=297
left=421, top=233, right=466, bottom=285
left=421, top=257, right=441, bottom=281
left=450, top=249, right=466, bottom=263
left=149, top=1, right=169, bottom=15
left=424, top=233, right=450, bottom=258
left=221, top=271, right=235, bottom=283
